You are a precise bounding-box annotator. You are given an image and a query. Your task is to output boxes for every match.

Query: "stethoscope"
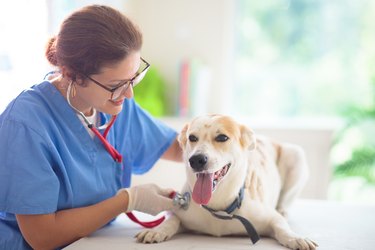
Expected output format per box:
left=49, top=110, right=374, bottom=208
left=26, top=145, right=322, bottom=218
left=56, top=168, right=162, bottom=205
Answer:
left=66, top=82, right=123, bottom=162
left=64, top=78, right=192, bottom=228
left=67, top=80, right=178, bottom=228
left=44, top=71, right=123, bottom=163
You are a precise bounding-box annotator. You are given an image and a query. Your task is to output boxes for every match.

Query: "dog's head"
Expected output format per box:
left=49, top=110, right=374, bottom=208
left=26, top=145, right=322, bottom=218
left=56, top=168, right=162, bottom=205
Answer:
left=178, top=114, right=256, bottom=205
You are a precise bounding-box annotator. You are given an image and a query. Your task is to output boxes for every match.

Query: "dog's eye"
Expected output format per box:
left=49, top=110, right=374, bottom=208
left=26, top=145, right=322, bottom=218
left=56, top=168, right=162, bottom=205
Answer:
left=215, top=134, right=229, bottom=142
left=189, top=135, right=198, bottom=142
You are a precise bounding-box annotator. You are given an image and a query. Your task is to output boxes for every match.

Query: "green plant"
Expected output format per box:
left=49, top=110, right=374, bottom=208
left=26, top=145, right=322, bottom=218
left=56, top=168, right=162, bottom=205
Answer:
left=133, top=66, right=168, bottom=117
left=333, top=80, right=375, bottom=184
left=335, top=146, right=375, bottom=183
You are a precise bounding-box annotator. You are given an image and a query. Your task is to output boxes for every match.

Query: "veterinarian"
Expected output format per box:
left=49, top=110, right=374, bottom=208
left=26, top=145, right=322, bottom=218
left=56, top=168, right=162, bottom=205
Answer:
left=0, top=5, right=182, bottom=250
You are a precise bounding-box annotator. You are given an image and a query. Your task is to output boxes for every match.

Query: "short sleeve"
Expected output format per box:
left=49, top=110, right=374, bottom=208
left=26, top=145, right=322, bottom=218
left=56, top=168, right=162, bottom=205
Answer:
left=114, top=99, right=177, bottom=175
left=0, top=119, right=59, bottom=214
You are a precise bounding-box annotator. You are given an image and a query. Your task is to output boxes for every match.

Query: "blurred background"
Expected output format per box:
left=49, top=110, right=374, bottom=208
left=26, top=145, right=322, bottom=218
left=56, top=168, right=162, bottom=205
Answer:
left=1, top=0, right=374, bottom=204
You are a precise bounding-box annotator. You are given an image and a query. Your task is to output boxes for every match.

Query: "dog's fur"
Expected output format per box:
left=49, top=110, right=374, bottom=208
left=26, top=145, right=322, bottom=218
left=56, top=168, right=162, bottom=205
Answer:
left=136, top=114, right=317, bottom=250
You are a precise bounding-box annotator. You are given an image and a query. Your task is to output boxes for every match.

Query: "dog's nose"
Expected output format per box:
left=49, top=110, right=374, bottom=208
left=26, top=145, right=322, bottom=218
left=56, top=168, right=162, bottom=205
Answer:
left=189, top=154, right=208, bottom=172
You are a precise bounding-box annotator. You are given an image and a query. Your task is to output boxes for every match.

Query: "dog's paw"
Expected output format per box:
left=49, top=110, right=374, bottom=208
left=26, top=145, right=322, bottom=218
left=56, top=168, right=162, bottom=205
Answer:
left=283, top=236, right=318, bottom=250
left=135, top=229, right=171, bottom=244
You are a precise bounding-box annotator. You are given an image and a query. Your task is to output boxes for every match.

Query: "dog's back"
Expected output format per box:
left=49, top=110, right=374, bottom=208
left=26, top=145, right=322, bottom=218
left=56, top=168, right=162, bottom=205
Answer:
left=244, top=136, right=282, bottom=207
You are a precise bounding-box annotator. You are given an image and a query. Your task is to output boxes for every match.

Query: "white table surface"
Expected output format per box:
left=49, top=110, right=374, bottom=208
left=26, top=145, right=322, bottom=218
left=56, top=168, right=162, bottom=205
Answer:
left=65, top=199, right=375, bottom=250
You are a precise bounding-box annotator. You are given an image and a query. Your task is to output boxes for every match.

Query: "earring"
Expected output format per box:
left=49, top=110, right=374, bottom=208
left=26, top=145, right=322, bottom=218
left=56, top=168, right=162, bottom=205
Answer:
left=71, top=81, right=77, bottom=98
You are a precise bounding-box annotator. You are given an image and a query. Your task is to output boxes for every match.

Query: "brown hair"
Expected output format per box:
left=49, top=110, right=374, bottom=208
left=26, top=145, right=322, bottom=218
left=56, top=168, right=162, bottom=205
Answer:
left=45, top=5, right=142, bottom=80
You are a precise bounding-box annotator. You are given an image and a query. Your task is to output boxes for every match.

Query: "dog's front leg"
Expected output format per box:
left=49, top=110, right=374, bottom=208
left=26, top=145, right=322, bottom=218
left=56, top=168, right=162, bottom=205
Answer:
left=135, top=213, right=183, bottom=243
left=268, top=212, right=318, bottom=250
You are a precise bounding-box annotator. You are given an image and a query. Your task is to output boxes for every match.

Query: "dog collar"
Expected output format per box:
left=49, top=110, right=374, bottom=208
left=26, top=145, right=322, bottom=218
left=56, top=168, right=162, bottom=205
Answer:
left=223, top=186, right=244, bottom=214
left=202, top=187, right=260, bottom=244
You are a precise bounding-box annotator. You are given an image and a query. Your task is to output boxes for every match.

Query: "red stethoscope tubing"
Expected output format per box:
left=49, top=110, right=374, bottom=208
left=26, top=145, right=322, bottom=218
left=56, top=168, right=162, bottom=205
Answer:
left=87, top=114, right=166, bottom=228
left=126, top=212, right=166, bottom=228
left=88, top=115, right=122, bottom=162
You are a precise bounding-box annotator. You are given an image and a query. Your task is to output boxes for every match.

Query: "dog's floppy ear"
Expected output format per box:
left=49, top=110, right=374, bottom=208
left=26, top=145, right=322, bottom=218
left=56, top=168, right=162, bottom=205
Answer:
left=240, top=125, right=256, bottom=151
left=178, top=123, right=189, bottom=149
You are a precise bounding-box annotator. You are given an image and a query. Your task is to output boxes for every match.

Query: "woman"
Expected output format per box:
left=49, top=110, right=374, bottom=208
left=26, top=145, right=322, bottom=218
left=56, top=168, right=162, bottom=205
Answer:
left=0, top=5, right=182, bottom=249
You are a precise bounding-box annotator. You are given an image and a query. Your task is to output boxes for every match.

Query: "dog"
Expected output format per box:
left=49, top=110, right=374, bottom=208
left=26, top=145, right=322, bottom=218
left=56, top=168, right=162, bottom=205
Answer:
left=136, top=114, right=317, bottom=250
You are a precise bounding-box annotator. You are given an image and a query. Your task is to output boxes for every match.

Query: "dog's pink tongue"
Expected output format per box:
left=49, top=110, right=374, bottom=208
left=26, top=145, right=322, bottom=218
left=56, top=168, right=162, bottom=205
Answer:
left=192, top=173, right=214, bottom=205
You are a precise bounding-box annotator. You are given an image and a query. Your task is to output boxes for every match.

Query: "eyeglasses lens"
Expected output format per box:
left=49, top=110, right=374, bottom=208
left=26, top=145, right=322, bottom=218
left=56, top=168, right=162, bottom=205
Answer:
left=111, top=60, right=150, bottom=100
left=111, top=83, right=129, bottom=100
left=132, top=68, right=148, bottom=87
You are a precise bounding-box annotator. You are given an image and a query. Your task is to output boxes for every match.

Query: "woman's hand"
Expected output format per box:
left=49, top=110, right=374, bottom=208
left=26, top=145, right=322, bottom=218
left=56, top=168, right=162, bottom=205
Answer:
left=118, top=184, right=175, bottom=215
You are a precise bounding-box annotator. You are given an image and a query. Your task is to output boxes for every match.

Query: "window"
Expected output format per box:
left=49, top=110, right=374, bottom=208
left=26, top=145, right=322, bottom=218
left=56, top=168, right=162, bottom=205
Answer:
left=234, top=0, right=375, bottom=203
left=233, top=0, right=374, bottom=118
left=0, top=0, right=125, bottom=113
left=0, top=1, right=49, bottom=112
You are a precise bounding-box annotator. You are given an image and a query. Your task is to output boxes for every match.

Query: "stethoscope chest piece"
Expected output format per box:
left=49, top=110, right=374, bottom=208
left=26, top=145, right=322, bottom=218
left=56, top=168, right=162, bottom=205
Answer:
left=172, top=192, right=191, bottom=210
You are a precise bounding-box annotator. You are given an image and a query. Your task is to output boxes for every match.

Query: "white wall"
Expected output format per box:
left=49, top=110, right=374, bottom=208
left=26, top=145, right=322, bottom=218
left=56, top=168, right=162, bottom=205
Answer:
left=123, top=0, right=235, bottom=115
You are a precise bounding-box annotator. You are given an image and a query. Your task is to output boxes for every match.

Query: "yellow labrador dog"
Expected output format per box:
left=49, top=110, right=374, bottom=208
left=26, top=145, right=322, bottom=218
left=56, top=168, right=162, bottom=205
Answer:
left=137, top=114, right=317, bottom=250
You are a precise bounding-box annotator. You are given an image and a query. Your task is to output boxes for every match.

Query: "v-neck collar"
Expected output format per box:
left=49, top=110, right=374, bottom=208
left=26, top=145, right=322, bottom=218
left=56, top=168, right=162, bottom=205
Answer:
left=41, top=81, right=99, bottom=151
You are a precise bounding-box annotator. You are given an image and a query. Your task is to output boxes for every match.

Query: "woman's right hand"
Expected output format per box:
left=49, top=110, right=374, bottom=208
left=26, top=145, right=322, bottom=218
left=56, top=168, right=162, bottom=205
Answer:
left=118, top=184, right=175, bottom=215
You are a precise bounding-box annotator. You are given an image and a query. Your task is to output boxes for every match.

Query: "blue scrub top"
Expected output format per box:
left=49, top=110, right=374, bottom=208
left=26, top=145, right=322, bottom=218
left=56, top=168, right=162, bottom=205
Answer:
left=0, top=81, right=177, bottom=249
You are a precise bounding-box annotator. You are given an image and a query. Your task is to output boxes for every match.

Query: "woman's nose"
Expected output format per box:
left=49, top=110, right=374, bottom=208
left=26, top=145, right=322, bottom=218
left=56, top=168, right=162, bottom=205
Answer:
left=123, top=84, right=134, bottom=99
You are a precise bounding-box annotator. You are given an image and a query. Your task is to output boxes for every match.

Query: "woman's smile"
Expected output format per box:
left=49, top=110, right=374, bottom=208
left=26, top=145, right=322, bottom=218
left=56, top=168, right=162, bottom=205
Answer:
left=111, top=98, right=125, bottom=106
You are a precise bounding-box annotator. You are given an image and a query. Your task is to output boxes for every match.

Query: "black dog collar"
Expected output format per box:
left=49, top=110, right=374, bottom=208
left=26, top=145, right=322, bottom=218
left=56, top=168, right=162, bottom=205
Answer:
left=202, top=187, right=260, bottom=244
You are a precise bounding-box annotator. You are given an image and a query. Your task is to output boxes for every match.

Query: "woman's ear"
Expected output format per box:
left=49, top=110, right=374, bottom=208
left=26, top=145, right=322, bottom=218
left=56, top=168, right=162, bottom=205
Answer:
left=178, top=123, right=189, bottom=149
left=240, top=125, right=256, bottom=151
left=60, top=66, right=84, bottom=85
left=60, top=66, right=73, bottom=79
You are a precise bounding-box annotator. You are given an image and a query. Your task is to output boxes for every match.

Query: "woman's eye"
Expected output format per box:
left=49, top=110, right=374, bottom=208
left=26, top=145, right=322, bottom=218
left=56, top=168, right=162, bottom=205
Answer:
left=189, top=135, right=198, bottom=142
left=215, top=134, right=229, bottom=142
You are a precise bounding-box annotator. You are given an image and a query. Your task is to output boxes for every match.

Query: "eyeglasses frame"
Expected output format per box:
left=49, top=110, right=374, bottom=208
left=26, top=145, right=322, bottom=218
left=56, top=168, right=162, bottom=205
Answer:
left=83, top=57, right=150, bottom=100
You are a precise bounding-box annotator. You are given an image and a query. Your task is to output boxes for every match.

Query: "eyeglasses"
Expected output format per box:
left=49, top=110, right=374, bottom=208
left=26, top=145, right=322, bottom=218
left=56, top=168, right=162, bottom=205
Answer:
left=84, top=57, right=150, bottom=100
